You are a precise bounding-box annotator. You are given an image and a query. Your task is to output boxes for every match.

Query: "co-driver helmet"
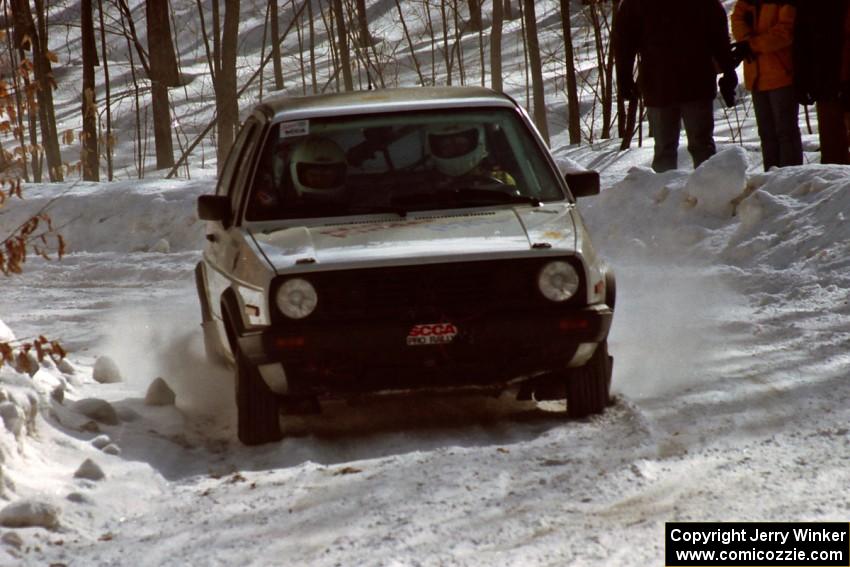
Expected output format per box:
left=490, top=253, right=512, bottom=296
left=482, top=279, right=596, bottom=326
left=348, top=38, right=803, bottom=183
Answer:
left=426, top=124, right=487, bottom=177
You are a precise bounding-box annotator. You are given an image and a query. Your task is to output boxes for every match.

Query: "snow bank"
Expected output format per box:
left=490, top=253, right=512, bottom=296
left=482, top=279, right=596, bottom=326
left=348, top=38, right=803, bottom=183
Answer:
left=0, top=179, right=212, bottom=254
left=581, top=148, right=850, bottom=277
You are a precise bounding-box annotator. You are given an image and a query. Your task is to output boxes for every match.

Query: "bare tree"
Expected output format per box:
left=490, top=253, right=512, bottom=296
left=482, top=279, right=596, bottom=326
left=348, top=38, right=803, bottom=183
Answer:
left=467, top=0, right=482, bottom=30
left=195, top=0, right=240, bottom=168
left=11, top=0, right=62, bottom=181
left=585, top=0, right=615, bottom=139
left=97, top=0, right=113, bottom=179
left=355, top=0, right=370, bottom=46
left=490, top=0, right=503, bottom=92
left=269, top=0, right=284, bottom=89
left=332, top=0, right=354, bottom=90
left=522, top=0, right=549, bottom=143
left=560, top=0, right=581, bottom=144
left=503, top=0, right=515, bottom=20
left=147, top=0, right=179, bottom=170
left=395, top=0, right=425, bottom=85
left=81, top=0, right=99, bottom=180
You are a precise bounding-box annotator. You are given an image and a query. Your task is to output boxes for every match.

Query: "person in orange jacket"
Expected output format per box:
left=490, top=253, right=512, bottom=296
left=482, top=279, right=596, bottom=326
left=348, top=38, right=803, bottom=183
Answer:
left=732, top=0, right=803, bottom=170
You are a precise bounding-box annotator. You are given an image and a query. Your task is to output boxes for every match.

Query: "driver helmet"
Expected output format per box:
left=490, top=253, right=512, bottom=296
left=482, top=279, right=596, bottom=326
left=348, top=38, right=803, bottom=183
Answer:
left=289, top=137, right=347, bottom=199
left=427, top=124, right=486, bottom=177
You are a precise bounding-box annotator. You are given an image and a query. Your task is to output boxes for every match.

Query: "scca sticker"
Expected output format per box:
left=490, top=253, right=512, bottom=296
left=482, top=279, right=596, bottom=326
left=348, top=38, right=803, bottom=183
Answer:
left=406, top=323, right=458, bottom=346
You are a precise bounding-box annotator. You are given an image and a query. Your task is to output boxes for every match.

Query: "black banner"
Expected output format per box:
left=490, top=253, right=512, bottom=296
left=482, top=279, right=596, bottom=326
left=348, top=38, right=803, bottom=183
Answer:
left=666, top=522, right=850, bottom=566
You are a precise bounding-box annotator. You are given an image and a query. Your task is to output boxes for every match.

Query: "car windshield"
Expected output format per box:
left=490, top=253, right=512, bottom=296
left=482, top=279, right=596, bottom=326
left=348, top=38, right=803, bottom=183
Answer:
left=245, top=108, right=565, bottom=221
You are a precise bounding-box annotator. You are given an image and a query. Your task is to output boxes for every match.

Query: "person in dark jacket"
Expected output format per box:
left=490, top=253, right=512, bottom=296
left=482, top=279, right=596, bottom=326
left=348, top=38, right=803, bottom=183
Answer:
left=794, top=0, right=850, bottom=164
left=615, top=0, right=737, bottom=172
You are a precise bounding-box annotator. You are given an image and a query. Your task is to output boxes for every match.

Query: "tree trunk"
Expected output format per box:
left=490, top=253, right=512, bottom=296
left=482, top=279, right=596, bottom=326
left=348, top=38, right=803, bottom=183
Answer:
left=587, top=1, right=613, bottom=139
left=270, top=0, right=284, bottom=89
left=560, top=0, right=581, bottom=144
left=81, top=0, right=99, bottom=180
left=332, top=0, right=353, bottom=91
left=4, top=0, right=32, bottom=182
left=467, top=0, right=482, bottom=30
left=215, top=0, right=240, bottom=168
left=522, top=0, right=549, bottom=144
left=490, top=0, right=503, bottom=92
left=440, top=0, right=452, bottom=85
left=97, top=0, right=113, bottom=179
left=504, top=0, right=514, bottom=20
left=307, top=0, right=318, bottom=93
left=146, top=0, right=180, bottom=86
left=395, top=0, right=424, bottom=85
left=355, top=0, right=370, bottom=47
left=147, top=0, right=177, bottom=170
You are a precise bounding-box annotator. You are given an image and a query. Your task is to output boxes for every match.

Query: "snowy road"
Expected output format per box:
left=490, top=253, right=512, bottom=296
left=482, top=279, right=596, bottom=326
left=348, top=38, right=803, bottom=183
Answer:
left=1, top=158, right=849, bottom=565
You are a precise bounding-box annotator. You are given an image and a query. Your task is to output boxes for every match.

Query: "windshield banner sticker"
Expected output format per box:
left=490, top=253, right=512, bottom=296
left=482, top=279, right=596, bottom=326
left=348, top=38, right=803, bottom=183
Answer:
left=281, top=120, right=310, bottom=138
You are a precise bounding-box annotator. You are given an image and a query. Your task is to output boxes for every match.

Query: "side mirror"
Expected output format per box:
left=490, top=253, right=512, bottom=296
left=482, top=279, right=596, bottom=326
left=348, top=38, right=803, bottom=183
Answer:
left=564, top=170, right=600, bottom=198
left=198, top=195, right=231, bottom=222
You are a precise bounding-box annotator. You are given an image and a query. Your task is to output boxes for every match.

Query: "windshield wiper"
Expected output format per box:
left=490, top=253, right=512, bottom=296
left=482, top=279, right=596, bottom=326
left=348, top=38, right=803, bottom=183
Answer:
left=345, top=204, right=408, bottom=217
left=446, top=188, right=541, bottom=207
left=392, top=189, right=539, bottom=210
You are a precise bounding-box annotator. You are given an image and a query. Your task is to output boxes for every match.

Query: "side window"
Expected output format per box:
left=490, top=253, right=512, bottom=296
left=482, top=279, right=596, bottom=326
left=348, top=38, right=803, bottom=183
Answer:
left=215, top=118, right=259, bottom=198
left=230, top=123, right=266, bottom=219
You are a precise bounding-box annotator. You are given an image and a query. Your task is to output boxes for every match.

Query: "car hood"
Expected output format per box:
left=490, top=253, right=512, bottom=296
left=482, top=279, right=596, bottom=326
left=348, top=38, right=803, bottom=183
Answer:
left=250, top=205, right=578, bottom=272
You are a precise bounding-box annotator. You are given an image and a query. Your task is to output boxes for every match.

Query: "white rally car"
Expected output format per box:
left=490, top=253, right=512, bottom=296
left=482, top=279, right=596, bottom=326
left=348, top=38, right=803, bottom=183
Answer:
left=196, top=87, right=615, bottom=445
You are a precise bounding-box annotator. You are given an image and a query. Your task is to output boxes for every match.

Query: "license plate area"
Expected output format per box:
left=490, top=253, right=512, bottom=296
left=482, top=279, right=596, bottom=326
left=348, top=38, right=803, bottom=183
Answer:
left=406, top=323, right=458, bottom=346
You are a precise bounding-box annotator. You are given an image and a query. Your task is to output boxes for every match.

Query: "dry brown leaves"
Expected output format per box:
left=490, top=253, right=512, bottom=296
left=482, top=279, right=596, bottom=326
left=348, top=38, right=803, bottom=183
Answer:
left=0, top=335, right=66, bottom=374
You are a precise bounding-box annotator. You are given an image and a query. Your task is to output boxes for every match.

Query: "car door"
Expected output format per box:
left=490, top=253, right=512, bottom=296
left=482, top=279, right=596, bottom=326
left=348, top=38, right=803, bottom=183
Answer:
left=204, top=116, right=266, bottom=322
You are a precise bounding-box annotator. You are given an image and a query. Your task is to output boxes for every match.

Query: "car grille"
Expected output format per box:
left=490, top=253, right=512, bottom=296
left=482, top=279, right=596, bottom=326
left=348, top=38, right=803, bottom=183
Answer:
left=278, top=257, right=583, bottom=322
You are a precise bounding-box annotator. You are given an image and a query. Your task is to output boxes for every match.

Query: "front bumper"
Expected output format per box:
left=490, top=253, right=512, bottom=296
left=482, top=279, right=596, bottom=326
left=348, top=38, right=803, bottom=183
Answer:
left=237, top=304, right=613, bottom=397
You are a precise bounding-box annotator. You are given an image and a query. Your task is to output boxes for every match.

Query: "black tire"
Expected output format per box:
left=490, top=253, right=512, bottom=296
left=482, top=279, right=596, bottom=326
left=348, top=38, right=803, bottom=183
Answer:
left=235, top=349, right=282, bottom=445
left=566, top=341, right=613, bottom=419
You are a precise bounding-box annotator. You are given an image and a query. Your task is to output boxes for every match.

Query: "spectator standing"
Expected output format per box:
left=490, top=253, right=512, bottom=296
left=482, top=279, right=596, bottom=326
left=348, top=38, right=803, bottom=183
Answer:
left=614, top=0, right=737, bottom=172
left=731, top=0, right=803, bottom=170
left=794, top=0, right=850, bottom=164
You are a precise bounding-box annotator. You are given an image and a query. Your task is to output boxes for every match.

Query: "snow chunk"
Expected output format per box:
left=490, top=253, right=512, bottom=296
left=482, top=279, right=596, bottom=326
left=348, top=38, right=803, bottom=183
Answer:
left=151, top=238, right=171, bottom=253
left=0, top=402, right=23, bottom=436
left=56, top=358, right=76, bottom=375
left=74, top=458, right=105, bottom=481
left=91, top=435, right=112, bottom=450
left=0, top=320, right=14, bottom=343
left=145, top=377, right=176, bottom=406
left=0, top=531, right=22, bottom=549
left=684, top=147, right=748, bottom=217
left=0, top=500, right=60, bottom=529
left=51, top=385, right=65, bottom=404
left=102, top=444, right=121, bottom=456
left=72, top=398, right=119, bottom=426
left=93, top=356, right=122, bottom=384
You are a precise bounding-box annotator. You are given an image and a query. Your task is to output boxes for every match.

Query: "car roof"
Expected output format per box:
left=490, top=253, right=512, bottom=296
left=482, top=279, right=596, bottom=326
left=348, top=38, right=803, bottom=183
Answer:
left=255, top=86, right=519, bottom=121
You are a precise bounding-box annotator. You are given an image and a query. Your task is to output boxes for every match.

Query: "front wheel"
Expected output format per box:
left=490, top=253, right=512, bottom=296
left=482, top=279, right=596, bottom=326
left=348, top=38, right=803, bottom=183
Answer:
left=235, top=349, right=282, bottom=445
left=566, top=341, right=613, bottom=419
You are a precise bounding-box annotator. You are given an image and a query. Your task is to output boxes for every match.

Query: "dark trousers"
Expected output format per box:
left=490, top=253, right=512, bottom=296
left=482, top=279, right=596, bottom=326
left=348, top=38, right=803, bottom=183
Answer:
left=647, top=99, right=716, bottom=172
left=816, top=99, right=850, bottom=165
left=752, top=86, right=803, bottom=171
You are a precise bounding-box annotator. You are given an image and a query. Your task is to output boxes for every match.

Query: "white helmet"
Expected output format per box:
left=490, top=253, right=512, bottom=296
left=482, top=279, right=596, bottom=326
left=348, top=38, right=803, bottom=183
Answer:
left=427, top=124, right=486, bottom=177
left=289, top=137, right=347, bottom=199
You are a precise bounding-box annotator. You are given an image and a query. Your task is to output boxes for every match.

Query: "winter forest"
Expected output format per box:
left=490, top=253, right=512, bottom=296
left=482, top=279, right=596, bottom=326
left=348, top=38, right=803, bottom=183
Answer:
left=0, top=0, right=848, bottom=565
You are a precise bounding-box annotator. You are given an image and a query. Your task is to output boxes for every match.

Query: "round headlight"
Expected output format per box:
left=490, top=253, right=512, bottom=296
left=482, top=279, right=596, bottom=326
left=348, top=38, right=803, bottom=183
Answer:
left=276, top=278, right=318, bottom=319
left=538, top=261, right=579, bottom=302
